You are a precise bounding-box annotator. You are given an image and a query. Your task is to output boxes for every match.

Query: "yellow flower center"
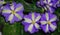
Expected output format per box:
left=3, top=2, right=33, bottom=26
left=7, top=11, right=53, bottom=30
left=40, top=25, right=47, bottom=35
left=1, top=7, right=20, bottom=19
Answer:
left=47, top=21, right=51, bottom=25
left=11, top=10, right=16, bottom=14
left=32, top=20, right=35, bottom=24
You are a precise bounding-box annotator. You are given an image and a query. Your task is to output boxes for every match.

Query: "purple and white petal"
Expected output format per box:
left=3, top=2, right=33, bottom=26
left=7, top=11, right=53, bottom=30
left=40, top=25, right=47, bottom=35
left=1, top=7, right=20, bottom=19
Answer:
left=35, top=15, right=41, bottom=22
left=0, top=0, right=5, bottom=6
left=35, top=23, right=40, bottom=29
left=32, top=13, right=35, bottom=21
left=28, top=24, right=33, bottom=33
left=2, top=5, right=11, bottom=13
left=15, top=13, right=22, bottom=20
left=2, top=2, right=24, bottom=23
left=37, top=0, right=59, bottom=13
left=40, top=21, right=47, bottom=25
left=45, top=24, right=49, bottom=32
left=40, top=12, right=57, bottom=33
left=50, top=23, right=57, bottom=31
left=22, top=12, right=41, bottom=33
left=24, top=18, right=32, bottom=23
left=8, top=14, right=14, bottom=21
left=15, top=3, right=24, bottom=12
left=50, top=16, right=57, bottom=22
left=10, top=2, right=16, bottom=10
left=45, top=13, right=49, bottom=20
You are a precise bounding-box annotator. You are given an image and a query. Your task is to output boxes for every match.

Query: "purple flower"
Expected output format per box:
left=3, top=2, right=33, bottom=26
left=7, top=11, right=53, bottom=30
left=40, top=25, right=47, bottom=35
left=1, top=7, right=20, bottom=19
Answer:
left=0, top=0, right=5, bottom=13
left=22, top=12, right=41, bottom=33
left=2, top=2, right=24, bottom=23
left=40, top=12, right=57, bottom=33
left=37, top=0, right=60, bottom=13
left=56, top=0, right=60, bottom=7
left=0, top=0, right=5, bottom=6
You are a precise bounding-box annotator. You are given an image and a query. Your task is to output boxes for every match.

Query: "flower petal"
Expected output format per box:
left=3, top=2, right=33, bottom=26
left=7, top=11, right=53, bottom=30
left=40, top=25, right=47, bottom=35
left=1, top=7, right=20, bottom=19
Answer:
left=35, top=23, right=40, bottom=29
left=44, top=6, right=47, bottom=11
left=24, top=18, right=32, bottom=23
left=35, top=15, right=41, bottom=22
left=28, top=24, right=33, bottom=32
left=15, top=13, right=22, bottom=20
left=2, top=9, right=11, bottom=13
left=8, top=14, right=13, bottom=21
left=48, top=0, right=51, bottom=3
left=40, top=21, right=47, bottom=25
left=49, top=3, right=53, bottom=6
left=45, top=13, right=49, bottom=21
left=0, top=1, right=5, bottom=5
left=43, top=0, right=47, bottom=3
left=24, top=22, right=30, bottom=32
left=50, top=16, right=57, bottom=22
left=47, top=6, right=55, bottom=13
left=45, top=24, right=49, bottom=32
left=15, top=3, right=23, bottom=12
left=15, top=6, right=23, bottom=12
left=50, top=24, right=57, bottom=31
left=10, top=2, right=16, bottom=10
left=31, top=26, right=38, bottom=33
left=32, top=13, right=35, bottom=21
left=10, top=5, right=14, bottom=10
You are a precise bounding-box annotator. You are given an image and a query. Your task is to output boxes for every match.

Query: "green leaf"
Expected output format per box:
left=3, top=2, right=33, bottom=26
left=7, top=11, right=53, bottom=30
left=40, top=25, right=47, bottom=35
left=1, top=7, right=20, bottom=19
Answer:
left=3, top=22, right=21, bottom=35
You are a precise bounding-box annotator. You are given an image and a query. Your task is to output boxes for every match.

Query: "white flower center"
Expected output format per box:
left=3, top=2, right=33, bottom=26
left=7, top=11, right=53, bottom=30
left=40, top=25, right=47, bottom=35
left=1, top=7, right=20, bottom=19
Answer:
left=11, top=10, right=16, bottom=14
left=47, top=21, right=51, bottom=25
left=32, top=20, right=35, bottom=24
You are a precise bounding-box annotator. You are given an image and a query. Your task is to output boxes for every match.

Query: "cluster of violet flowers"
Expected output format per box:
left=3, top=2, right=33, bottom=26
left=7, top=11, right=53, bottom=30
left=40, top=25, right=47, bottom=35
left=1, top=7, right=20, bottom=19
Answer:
left=0, top=0, right=60, bottom=34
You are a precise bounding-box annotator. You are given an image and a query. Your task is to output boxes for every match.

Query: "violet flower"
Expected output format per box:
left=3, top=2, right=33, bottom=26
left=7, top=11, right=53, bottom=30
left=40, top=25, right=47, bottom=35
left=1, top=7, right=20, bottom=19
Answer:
left=0, top=0, right=5, bottom=13
left=40, top=12, right=57, bottom=33
left=22, top=12, right=41, bottom=33
left=56, top=0, right=60, bottom=7
left=2, top=2, right=24, bottom=23
left=0, top=0, right=5, bottom=6
left=37, top=0, right=60, bottom=13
